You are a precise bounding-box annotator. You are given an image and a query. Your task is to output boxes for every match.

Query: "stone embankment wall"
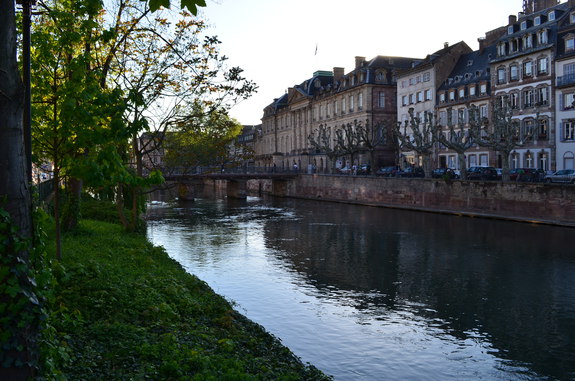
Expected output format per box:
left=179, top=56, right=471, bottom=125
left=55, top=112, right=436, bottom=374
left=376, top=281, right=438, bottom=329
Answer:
left=247, top=175, right=575, bottom=227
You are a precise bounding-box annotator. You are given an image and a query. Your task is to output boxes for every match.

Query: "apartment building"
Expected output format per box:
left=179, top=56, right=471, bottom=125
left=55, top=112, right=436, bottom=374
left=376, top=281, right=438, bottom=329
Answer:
left=489, top=2, right=571, bottom=171
left=396, top=41, right=472, bottom=167
left=555, top=5, right=575, bottom=169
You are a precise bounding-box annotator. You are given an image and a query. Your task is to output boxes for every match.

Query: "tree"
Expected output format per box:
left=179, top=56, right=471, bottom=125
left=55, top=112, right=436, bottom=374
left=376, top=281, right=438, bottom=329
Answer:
left=163, top=103, right=244, bottom=172
left=357, top=119, right=386, bottom=169
left=308, top=124, right=340, bottom=173
left=393, top=108, right=439, bottom=177
left=469, top=98, right=533, bottom=182
left=334, top=120, right=363, bottom=169
left=436, top=107, right=476, bottom=180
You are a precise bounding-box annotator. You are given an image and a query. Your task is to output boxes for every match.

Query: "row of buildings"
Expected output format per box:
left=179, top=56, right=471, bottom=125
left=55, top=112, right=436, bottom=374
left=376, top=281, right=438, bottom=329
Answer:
left=244, top=0, right=575, bottom=174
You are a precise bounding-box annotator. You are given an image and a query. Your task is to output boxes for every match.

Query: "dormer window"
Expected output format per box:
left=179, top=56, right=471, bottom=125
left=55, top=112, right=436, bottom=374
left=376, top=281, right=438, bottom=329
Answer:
left=548, top=11, right=555, bottom=21
left=467, top=60, right=473, bottom=67
left=535, top=16, right=541, bottom=26
left=508, top=25, right=515, bottom=35
left=523, top=34, right=533, bottom=49
left=469, top=85, right=476, bottom=96
left=565, top=34, right=575, bottom=52
left=571, top=12, right=575, bottom=23
left=537, top=29, right=548, bottom=45
left=521, top=21, right=527, bottom=30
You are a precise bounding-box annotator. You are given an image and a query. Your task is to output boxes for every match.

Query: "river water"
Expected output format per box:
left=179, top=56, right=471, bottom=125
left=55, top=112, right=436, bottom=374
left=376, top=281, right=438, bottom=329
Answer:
left=145, top=194, right=575, bottom=381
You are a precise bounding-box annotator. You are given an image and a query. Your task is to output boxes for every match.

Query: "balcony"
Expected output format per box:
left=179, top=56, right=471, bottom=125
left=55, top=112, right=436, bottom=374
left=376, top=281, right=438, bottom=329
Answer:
left=557, top=73, right=575, bottom=87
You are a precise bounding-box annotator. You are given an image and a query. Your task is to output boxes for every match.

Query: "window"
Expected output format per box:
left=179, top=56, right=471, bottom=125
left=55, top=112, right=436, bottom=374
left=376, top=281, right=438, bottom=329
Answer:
left=439, top=93, right=446, bottom=103
left=349, top=95, right=354, bottom=112
left=571, top=12, right=575, bottom=23
left=425, top=89, right=432, bottom=101
left=523, top=61, right=533, bottom=77
left=439, top=111, right=447, bottom=126
left=334, top=100, right=338, bottom=114
left=358, top=93, right=363, bottom=110
left=480, top=83, right=487, bottom=95
left=497, top=43, right=506, bottom=56
left=510, top=65, right=519, bottom=81
left=417, top=91, right=423, bottom=103
left=510, top=92, right=519, bottom=109
left=539, top=118, right=548, bottom=139
left=508, top=25, right=515, bottom=35
left=564, top=121, right=575, bottom=141
left=410, top=93, right=416, bottom=104
left=524, top=34, right=533, bottom=49
left=378, top=92, right=385, bottom=108
left=537, top=87, right=548, bottom=106
left=402, top=95, right=408, bottom=106
left=523, top=89, right=535, bottom=108
left=449, top=91, right=455, bottom=101
left=459, top=88, right=465, bottom=98
left=480, top=154, right=488, bottom=166
left=538, top=57, right=548, bottom=74
left=423, top=72, right=431, bottom=82
left=416, top=75, right=422, bottom=83
left=480, top=104, right=488, bottom=118
left=409, top=77, right=416, bottom=85
left=342, top=98, right=346, bottom=114
left=469, top=86, right=476, bottom=96
left=535, top=16, right=541, bottom=26
left=565, top=35, right=575, bottom=52
left=564, top=92, right=575, bottom=109
left=457, top=109, right=466, bottom=125
left=537, top=30, right=548, bottom=45
left=497, top=67, right=506, bottom=84
left=548, top=11, right=555, bottom=21
left=521, top=21, right=527, bottom=30
left=401, top=80, right=407, bottom=88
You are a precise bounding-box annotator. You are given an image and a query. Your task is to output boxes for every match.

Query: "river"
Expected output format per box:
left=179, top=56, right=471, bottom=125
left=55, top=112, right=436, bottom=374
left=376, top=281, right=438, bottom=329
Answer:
left=145, top=194, right=575, bottom=381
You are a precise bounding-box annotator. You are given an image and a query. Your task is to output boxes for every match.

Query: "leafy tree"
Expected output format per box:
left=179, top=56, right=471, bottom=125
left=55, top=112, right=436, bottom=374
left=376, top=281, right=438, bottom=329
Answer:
left=436, top=107, right=476, bottom=180
left=394, top=108, right=439, bottom=177
left=163, top=103, right=244, bottom=172
left=469, top=98, right=533, bottom=182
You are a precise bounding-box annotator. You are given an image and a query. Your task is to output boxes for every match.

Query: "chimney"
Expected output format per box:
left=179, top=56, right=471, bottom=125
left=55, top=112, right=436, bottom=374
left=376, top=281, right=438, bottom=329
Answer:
left=509, top=15, right=517, bottom=25
left=333, top=67, right=345, bottom=82
left=355, top=56, right=365, bottom=69
left=444, top=42, right=449, bottom=49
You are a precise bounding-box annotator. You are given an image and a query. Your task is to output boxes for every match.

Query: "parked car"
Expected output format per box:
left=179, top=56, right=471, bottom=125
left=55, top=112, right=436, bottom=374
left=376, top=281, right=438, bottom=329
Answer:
left=466, top=166, right=499, bottom=181
left=396, top=166, right=425, bottom=178
left=376, top=166, right=399, bottom=177
left=509, top=168, right=545, bottom=182
left=544, top=169, right=575, bottom=184
left=338, top=167, right=351, bottom=174
left=357, top=164, right=371, bottom=175
left=431, top=167, right=458, bottom=179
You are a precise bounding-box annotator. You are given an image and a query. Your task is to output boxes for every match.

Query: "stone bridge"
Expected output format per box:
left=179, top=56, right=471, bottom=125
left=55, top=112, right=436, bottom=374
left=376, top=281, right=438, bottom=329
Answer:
left=163, top=170, right=298, bottom=200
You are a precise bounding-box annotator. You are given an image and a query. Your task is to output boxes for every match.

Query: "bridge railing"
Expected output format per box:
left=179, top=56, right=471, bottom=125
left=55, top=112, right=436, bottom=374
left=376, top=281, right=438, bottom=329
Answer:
left=151, top=165, right=303, bottom=176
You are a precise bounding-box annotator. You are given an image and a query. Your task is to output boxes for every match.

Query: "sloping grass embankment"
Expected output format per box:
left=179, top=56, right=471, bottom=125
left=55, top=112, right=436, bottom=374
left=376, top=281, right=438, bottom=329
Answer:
left=45, top=219, right=331, bottom=380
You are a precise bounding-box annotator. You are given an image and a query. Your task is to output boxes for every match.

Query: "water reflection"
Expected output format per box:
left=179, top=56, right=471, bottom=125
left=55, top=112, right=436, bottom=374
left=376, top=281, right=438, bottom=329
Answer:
left=146, top=196, right=575, bottom=381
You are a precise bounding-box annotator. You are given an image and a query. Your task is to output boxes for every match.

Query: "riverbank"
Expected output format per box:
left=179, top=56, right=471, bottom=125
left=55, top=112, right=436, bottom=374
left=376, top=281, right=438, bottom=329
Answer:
left=242, top=174, right=575, bottom=228
left=43, top=217, right=331, bottom=380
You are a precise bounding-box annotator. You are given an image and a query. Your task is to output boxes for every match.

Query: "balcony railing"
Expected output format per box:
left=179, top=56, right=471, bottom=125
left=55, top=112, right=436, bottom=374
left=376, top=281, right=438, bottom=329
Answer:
left=557, top=73, right=575, bottom=87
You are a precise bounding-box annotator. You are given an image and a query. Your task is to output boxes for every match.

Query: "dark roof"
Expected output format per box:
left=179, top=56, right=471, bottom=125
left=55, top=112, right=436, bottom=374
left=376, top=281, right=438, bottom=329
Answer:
left=398, top=41, right=472, bottom=76
left=438, top=45, right=496, bottom=92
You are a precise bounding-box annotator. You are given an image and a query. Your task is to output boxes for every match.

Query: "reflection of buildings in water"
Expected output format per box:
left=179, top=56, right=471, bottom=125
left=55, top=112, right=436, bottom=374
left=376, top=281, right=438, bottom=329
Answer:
left=261, top=200, right=575, bottom=379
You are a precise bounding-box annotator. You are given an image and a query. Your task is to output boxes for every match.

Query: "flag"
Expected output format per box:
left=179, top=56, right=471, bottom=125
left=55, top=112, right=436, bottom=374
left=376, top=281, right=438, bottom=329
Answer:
left=314, top=43, right=317, bottom=56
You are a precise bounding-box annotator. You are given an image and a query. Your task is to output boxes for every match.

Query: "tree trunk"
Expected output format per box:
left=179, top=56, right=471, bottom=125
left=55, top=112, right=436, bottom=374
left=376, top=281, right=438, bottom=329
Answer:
left=0, top=1, right=36, bottom=379
left=457, top=151, right=468, bottom=179
left=62, top=177, right=82, bottom=231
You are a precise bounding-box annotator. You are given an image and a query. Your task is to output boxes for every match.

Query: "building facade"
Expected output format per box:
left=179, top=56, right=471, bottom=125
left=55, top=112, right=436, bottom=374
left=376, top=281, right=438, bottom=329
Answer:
left=257, top=56, right=420, bottom=172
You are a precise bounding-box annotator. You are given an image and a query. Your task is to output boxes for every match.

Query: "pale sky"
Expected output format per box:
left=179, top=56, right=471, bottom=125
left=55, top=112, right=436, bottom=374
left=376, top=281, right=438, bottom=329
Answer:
left=199, top=0, right=525, bottom=125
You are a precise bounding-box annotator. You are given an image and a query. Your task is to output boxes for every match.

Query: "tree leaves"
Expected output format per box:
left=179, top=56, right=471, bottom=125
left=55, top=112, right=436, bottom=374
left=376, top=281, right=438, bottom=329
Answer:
left=146, top=0, right=206, bottom=14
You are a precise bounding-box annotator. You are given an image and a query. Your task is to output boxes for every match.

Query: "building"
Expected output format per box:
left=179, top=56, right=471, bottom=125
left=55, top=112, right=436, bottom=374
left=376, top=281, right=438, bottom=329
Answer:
left=555, top=2, right=575, bottom=169
left=257, top=55, right=420, bottom=173
left=436, top=44, right=498, bottom=169
left=396, top=41, right=472, bottom=167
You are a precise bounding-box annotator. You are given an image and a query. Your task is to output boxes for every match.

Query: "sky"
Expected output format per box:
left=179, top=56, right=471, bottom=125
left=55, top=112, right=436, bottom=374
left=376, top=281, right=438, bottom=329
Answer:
left=198, top=0, right=526, bottom=125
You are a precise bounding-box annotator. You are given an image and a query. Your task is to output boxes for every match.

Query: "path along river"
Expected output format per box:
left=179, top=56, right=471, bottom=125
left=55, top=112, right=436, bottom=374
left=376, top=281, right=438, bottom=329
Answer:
left=146, top=194, right=575, bottom=381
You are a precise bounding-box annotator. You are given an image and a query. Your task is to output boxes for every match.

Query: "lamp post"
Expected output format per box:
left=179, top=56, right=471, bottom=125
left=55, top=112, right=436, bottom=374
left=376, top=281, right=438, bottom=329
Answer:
left=16, top=0, right=36, bottom=184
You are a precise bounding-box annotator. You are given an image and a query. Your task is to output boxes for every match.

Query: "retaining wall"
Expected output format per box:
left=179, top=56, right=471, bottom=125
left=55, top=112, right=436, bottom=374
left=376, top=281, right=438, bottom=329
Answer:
left=246, top=175, right=575, bottom=227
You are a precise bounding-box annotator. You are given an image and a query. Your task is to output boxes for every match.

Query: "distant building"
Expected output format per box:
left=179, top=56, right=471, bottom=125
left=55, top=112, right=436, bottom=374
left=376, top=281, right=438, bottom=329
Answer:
left=258, top=55, right=421, bottom=172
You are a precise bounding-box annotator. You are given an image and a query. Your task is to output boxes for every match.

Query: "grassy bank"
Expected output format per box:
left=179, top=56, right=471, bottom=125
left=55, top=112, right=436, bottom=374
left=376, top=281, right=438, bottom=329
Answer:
left=44, top=218, right=331, bottom=380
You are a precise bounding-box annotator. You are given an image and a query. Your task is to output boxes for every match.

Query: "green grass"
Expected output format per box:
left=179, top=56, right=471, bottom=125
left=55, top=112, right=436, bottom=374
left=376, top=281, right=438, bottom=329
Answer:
left=44, top=219, right=331, bottom=380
